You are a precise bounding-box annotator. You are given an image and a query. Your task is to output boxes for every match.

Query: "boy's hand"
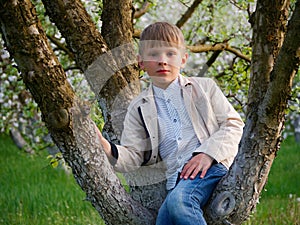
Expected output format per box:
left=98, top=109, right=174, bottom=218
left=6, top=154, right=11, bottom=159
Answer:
left=180, top=153, right=214, bottom=180
left=94, top=123, right=112, bottom=157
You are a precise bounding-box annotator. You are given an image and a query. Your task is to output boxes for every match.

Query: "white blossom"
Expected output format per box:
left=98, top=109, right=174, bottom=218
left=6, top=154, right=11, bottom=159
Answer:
left=8, top=75, right=17, bottom=82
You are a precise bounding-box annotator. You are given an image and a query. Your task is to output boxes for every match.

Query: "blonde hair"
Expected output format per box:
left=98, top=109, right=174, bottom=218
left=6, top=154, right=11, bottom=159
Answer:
left=139, top=22, right=186, bottom=55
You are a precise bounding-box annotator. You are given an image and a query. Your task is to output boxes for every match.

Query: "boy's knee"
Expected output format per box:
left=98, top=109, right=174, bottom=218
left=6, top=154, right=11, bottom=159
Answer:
left=166, top=189, right=206, bottom=224
left=166, top=189, right=189, bottom=217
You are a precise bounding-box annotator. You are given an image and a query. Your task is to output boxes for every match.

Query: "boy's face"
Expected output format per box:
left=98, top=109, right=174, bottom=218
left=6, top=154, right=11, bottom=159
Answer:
left=139, top=46, right=188, bottom=89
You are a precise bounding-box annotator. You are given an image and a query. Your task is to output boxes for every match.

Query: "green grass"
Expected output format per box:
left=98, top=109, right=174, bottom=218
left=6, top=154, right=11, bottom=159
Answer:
left=0, top=134, right=104, bottom=225
left=0, top=134, right=299, bottom=225
left=243, top=137, right=300, bottom=225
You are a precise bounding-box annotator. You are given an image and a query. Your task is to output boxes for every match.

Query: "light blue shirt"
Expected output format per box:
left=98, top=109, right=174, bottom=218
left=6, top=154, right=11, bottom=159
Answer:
left=153, top=77, right=201, bottom=190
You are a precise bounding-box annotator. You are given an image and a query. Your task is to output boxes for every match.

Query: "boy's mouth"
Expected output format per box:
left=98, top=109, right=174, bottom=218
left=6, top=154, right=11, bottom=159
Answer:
left=157, top=69, right=170, bottom=73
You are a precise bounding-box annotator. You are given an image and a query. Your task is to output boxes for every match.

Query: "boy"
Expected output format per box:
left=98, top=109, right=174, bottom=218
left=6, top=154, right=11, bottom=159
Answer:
left=96, top=22, right=244, bottom=225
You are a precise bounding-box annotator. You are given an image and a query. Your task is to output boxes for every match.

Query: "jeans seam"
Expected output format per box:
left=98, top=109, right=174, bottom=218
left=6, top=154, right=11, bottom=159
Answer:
left=190, top=194, right=205, bottom=225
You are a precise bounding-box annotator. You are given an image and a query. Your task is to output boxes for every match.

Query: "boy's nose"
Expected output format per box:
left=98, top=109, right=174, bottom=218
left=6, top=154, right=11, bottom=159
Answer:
left=158, top=56, right=167, bottom=65
left=158, top=61, right=167, bottom=66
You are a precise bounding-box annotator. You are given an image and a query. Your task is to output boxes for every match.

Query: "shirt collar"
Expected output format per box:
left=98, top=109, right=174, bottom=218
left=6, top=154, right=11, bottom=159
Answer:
left=142, top=74, right=192, bottom=102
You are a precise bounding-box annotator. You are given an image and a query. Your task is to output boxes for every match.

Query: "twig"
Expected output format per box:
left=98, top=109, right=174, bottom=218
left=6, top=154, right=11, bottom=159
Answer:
left=176, top=0, right=204, bottom=28
left=47, top=34, right=74, bottom=59
left=134, top=1, right=151, bottom=19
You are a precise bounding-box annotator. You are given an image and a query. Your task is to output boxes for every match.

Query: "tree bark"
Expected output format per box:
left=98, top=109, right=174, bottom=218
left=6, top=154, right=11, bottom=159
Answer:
left=247, top=0, right=289, bottom=112
left=1, top=0, right=300, bottom=224
left=205, top=0, right=300, bottom=224
left=100, top=0, right=140, bottom=141
left=42, top=0, right=166, bottom=213
left=0, top=1, right=154, bottom=224
left=42, top=0, right=140, bottom=141
left=101, top=0, right=168, bottom=213
left=9, top=127, right=34, bottom=154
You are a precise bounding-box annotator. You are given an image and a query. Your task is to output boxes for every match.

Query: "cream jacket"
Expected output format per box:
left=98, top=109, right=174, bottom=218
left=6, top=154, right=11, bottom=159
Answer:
left=113, top=75, right=244, bottom=173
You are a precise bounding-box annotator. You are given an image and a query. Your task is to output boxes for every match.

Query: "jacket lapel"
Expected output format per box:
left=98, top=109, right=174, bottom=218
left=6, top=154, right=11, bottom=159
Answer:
left=180, top=76, right=209, bottom=142
left=139, top=86, right=159, bottom=156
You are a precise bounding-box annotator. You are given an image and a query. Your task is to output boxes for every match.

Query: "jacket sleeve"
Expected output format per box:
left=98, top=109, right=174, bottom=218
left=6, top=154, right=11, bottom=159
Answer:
left=193, top=78, right=244, bottom=167
left=112, top=101, right=152, bottom=173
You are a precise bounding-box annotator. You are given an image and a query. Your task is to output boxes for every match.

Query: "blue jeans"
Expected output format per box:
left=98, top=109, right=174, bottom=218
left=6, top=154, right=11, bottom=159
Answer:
left=156, top=163, right=227, bottom=225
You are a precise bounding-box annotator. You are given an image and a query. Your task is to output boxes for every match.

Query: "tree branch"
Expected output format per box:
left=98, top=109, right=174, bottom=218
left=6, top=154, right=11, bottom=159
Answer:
left=188, top=43, right=251, bottom=63
left=10, top=128, right=35, bottom=154
left=134, top=1, right=150, bottom=19
left=42, top=0, right=140, bottom=141
left=176, top=0, right=203, bottom=28
left=205, top=1, right=293, bottom=224
left=197, top=50, right=222, bottom=76
left=41, top=0, right=110, bottom=72
left=187, top=43, right=227, bottom=52
left=47, top=34, right=74, bottom=59
left=134, top=29, right=251, bottom=63
left=226, top=45, right=251, bottom=62
left=246, top=0, right=289, bottom=113
left=263, top=0, right=300, bottom=119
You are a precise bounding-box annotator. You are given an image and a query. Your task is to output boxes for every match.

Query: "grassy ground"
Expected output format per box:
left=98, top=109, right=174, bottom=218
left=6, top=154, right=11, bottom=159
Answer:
left=243, top=137, right=300, bottom=225
left=0, top=134, right=299, bottom=224
left=0, top=134, right=104, bottom=225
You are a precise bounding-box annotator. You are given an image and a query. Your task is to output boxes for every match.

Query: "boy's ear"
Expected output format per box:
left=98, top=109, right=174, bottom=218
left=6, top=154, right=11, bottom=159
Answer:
left=137, top=55, right=144, bottom=69
left=180, top=52, right=188, bottom=68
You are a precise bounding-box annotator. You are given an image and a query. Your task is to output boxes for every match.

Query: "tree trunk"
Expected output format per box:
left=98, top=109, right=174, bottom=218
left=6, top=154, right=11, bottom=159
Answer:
left=43, top=0, right=167, bottom=214
left=205, top=0, right=300, bottom=224
left=102, top=0, right=169, bottom=213
left=1, top=0, right=300, bottom=224
left=42, top=0, right=140, bottom=142
left=99, top=0, right=141, bottom=141
left=0, top=1, right=154, bottom=224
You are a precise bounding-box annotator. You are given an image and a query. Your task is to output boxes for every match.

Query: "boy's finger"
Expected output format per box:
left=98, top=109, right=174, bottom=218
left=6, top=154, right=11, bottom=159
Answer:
left=181, top=163, right=195, bottom=179
left=189, top=167, right=200, bottom=180
left=180, top=162, right=191, bottom=178
left=183, top=166, right=194, bottom=179
left=199, top=169, right=207, bottom=179
left=180, top=165, right=187, bottom=178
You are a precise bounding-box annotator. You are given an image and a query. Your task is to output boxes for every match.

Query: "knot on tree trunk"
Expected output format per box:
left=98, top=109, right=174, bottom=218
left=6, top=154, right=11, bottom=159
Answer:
left=208, top=191, right=235, bottom=218
left=47, top=108, right=70, bottom=129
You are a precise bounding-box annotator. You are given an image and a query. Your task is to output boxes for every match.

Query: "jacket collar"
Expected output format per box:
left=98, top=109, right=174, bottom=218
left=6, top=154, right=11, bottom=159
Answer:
left=178, top=74, right=192, bottom=87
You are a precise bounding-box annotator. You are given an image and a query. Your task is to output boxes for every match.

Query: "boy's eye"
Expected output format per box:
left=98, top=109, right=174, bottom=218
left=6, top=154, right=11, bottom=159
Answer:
left=146, top=49, right=178, bottom=58
left=147, top=51, right=158, bottom=57
left=167, top=51, right=176, bottom=56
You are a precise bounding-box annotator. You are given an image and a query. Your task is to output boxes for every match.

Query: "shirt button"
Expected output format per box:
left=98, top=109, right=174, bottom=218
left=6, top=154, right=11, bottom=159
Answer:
left=167, top=99, right=171, bottom=103
left=178, top=137, right=182, bottom=141
left=173, top=119, right=177, bottom=122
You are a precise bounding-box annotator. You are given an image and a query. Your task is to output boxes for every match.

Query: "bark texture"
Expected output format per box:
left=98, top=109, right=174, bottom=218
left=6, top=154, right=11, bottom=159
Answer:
left=1, top=0, right=299, bottom=224
left=0, top=1, right=154, bottom=224
left=101, top=0, right=168, bottom=214
left=205, top=0, right=300, bottom=224
left=42, top=0, right=165, bottom=214
left=42, top=0, right=140, bottom=142
left=100, top=0, right=140, bottom=141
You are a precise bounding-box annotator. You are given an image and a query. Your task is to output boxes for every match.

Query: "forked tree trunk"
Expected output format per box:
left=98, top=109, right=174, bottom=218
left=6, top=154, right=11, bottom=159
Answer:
left=41, top=0, right=140, bottom=142
left=1, top=0, right=299, bottom=224
left=0, top=1, right=154, bottom=224
left=42, top=0, right=168, bottom=214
